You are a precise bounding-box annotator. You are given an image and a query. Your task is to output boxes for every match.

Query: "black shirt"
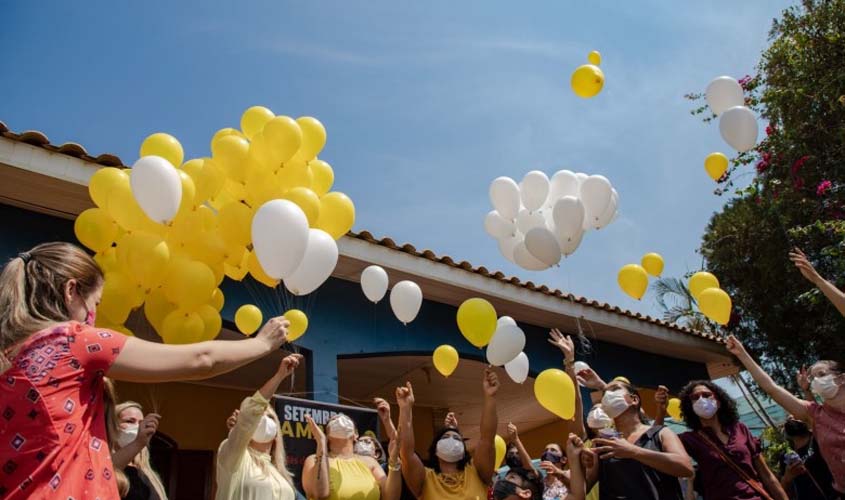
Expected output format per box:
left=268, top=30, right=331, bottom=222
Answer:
left=779, top=438, right=836, bottom=500
left=123, top=465, right=153, bottom=500
left=599, top=425, right=684, bottom=500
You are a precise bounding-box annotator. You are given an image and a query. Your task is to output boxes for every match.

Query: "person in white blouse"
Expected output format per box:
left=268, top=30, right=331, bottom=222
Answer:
left=216, top=353, right=303, bottom=500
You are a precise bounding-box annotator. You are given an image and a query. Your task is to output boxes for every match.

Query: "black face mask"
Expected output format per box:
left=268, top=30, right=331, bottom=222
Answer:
left=505, top=453, right=522, bottom=469
left=493, top=480, right=519, bottom=500
left=784, top=419, right=810, bottom=437
left=540, top=450, right=562, bottom=463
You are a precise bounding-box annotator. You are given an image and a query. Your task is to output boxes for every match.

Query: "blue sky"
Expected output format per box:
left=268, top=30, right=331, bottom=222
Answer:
left=0, top=1, right=794, bottom=319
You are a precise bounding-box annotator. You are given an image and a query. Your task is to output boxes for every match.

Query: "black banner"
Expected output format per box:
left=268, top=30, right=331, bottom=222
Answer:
left=273, top=395, right=380, bottom=492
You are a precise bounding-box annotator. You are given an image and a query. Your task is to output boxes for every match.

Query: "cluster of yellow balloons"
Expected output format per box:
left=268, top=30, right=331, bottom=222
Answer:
left=571, top=50, right=604, bottom=98
left=704, top=152, right=729, bottom=181
left=75, top=105, right=352, bottom=344
left=617, top=252, right=664, bottom=300
left=689, top=271, right=732, bottom=325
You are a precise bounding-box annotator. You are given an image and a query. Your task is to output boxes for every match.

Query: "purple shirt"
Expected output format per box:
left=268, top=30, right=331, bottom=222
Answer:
left=678, top=422, right=763, bottom=500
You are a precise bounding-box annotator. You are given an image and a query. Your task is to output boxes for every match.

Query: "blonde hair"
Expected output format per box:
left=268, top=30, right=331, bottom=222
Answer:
left=0, top=242, right=103, bottom=370
left=102, top=378, right=130, bottom=498
left=247, top=405, right=294, bottom=487
left=116, top=401, right=169, bottom=500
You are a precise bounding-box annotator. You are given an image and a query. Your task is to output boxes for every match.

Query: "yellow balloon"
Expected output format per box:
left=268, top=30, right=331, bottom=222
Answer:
left=571, top=64, right=605, bottom=98
left=140, top=133, right=184, bottom=168
left=283, top=187, right=321, bottom=226
left=277, top=159, right=313, bottom=191
left=248, top=132, right=280, bottom=170
left=247, top=250, right=280, bottom=288
left=296, top=116, right=327, bottom=159
left=704, top=152, right=729, bottom=181
left=94, top=247, right=119, bottom=274
left=89, top=167, right=128, bottom=208
left=641, top=253, right=664, bottom=277
left=245, top=168, right=285, bottom=208
left=209, top=187, right=236, bottom=211
left=284, top=309, right=309, bottom=341
left=534, top=369, right=576, bottom=420
left=210, top=288, right=225, bottom=312
left=315, top=192, right=355, bottom=240
left=161, top=309, right=205, bottom=344
left=235, top=304, right=263, bottom=335
left=309, top=159, right=335, bottom=196
left=211, top=135, right=250, bottom=183
left=211, top=128, right=246, bottom=148
left=241, top=106, right=275, bottom=139
left=197, top=304, right=222, bottom=341
left=432, top=345, right=459, bottom=377
left=222, top=179, right=248, bottom=202
left=588, top=50, right=602, bottom=66
left=163, top=259, right=215, bottom=308
left=97, top=272, right=137, bottom=325
left=176, top=170, right=196, bottom=217
left=613, top=376, right=631, bottom=384
left=106, top=179, right=156, bottom=232
left=263, top=116, right=303, bottom=163
left=186, top=230, right=227, bottom=267
left=456, top=298, right=497, bottom=348
left=667, top=398, right=682, bottom=421
left=74, top=208, right=118, bottom=253
left=689, top=272, right=720, bottom=300
left=494, top=435, right=506, bottom=469
left=182, top=158, right=225, bottom=203
left=617, top=264, right=649, bottom=300
left=120, top=231, right=171, bottom=290
left=144, top=290, right=176, bottom=334
left=699, top=288, right=732, bottom=325
left=218, top=202, right=253, bottom=247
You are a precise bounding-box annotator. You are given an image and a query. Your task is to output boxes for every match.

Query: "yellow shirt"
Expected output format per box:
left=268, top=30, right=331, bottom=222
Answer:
left=215, top=392, right=296, bottom=500
left=312, top=456, right=379, bottom=500
left=421, top=463, right=488, bottom=500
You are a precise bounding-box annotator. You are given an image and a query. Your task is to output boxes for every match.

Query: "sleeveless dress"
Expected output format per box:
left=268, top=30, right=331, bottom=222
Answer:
left=598, top=425, right=683, bottom=500
left=421, top=462, right=488, bottom=500
left=320, top=456, right=379, bottom=500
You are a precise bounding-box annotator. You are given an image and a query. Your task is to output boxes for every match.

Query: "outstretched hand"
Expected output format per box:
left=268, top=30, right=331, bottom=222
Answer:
left=483, top=366, right=500, bottom=398
left=789, top=248, right=822, bottom=285
left=576, top=367, right=607, bottom=391
left=278, top=353, right=304, bottom=378
left=548, top=328, right=575, bottom=362
left=395, top=382, right=415, bottom=409
left=226, top=409, right=240, bottom=431
left=305, top=414, right=326, bottom=445
left=725, top=335, right=750, bottom=360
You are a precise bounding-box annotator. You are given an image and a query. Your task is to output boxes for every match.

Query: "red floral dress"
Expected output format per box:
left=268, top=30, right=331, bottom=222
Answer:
left=0, top=321, right=127, bottom=500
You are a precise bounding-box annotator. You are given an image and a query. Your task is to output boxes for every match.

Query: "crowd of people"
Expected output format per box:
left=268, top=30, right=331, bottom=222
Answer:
left=0, top=241, right=843, bottom=499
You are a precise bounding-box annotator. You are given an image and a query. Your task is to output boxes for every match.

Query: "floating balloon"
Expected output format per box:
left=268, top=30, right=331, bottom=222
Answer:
left=494, top=434, right=507, bottom=468
left=211, top=134, right=250, bottom=183
left=457, top=298, right=498, bottom=348
left=516, top=208, right=546, bottom=235
left=309, top=159, right=335, bottom=196
left=535, top=369, right=576, bottom=420
left=130, top=156, right=182, bottom=224
left=296, top=116, right=327, bottom=159
left=689, top=272, right=720, bottom=300
left=719, top=106, right=758, bottom=153
left=140, top=133, right=183, bottom=168
left=571, top=64, right=604, bottom=98
left=235, top=304, right=263, bottom=335
left=490, top=177, right=521, bottom=220
left=251, top=200, right=309, bottom=279
left=240, top=106, right=275, bottom=139
left=361, top=265, right=389, bottom=303
left=548, top=170, right=580, bottom=203
left=486, top=324, right=526, bottom=366
left=641, top=253, right=664, bottom=277
left=390, top=280, right=422, bottom=325
left=553, top=196, right=586, bottom=241
left=74, top=208, right=118, bottom=253
left=618, top=264, right=649, bottom=300
left=699, top=288, right=732, bottom=325
left=667, top=398, right=682, bottom=421
left=284, top=229, right=338, bottom=296
left=505, top=352, right=529, bottom=384
left=263, top=116, right=302, bottom=164
left=594, top=189, right=619, bottom=230
left=588, top=50, right=601, bottom=66
left=514, top=241, right=548, bottom=271
left=520, top=170, right=550, bottom=211
left=524, top=227, right=561, bottom=267
left=580, top=175, right=613, bottom=228
left=284, top=309, right=309, bottom=341
left=484, top=211, right=516, bottom=239
left=497, top=316, right=516, bottom=328
left=705, top=76, right=744, bottom=116
left=704, top=153, right=729, bottom=181
left=558, top=228, right=584, bottom=257
left=432, top=345, right=459, bottom=377
left=573, top=361, right=590, bottom=375
left=497, top=233, right=522, bottom=264
left=314, top=192, right=355, bottom=240
left=89, top=167, right=128, bottom=208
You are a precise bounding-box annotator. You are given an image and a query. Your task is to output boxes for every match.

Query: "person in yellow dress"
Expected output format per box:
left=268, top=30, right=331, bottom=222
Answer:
left=302, top=409, right=402, bottom=500
left=395, top=367, right=500, bottom=500
left=215, top=354, right=302, bottom=500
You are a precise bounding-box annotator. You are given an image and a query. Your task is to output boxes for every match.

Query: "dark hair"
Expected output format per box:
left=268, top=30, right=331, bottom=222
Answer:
left=605, top=380, right=649, bottom=424
left=426, top=427, right=470, bottom=473
left=678, top=380, right=738, bottom=431
left=811, top=360, right=843, bottom=375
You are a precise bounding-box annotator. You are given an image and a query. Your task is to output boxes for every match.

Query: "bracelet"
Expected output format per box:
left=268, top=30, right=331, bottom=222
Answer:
left=388, top=460, right=401, bottom=471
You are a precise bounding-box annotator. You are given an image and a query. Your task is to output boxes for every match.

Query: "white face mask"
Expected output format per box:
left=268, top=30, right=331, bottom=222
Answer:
left=327, top=415, right=356, bottom=439
left=354, top=439, right=376, bottom=457
left=601, top=389, right=630, bottom=419
left=252, top=415, right=278, bottom=444
left=436, top=435, right=466, bottom=463
left=692, top=397, right=718, bottom=419
left=811, top=374, right=841, bottom=400
left=117, top=424, right=139, bottom=448
left=587, top=406, right=614, bottom=429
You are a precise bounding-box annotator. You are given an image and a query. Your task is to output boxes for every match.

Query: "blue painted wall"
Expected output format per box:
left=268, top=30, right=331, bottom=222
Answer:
left=1, top=203, right=709, bottom=404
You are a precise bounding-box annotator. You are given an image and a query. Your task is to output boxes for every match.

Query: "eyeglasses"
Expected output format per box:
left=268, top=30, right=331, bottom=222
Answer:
left=689, top=392, right=714, bottom=401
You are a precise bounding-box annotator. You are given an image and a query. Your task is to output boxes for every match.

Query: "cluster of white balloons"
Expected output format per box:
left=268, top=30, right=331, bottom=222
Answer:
left=485, top=170, right=619, bottom=270
left=360, top=265, right=423, bottom=325
left=486, top=316, right=530, bottom=384
left=706, top=76, right=758, bottom=153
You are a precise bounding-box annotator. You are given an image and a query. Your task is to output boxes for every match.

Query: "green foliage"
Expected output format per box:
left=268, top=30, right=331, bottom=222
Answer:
left=761, top=425, right=790, bottom=471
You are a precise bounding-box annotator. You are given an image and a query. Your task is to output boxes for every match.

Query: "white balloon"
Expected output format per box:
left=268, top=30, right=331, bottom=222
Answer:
left=580, top=175, right=613, bottom=227
left=497, top=316, right=516, bottom=328
left=252, top=200, right=309, bottom=280
left=484, top=210, right=515, bottom=239
left=575, top=172, right=588, bottom=186
left=573, top=361, right=590, bottom=374
left=594, top=189, right=619, bottom=229
left=489, top=177, right=521, bottom=220
left=390, top=280, right=422, bottom=324
left=553, top=196, right=585, bottom=240
left=548, top=170, right=579, bottom=203
left=284, top=229, right=338, bottom=296
left=524, top=227, right=561, bottom=267
left=361, top=265, right=389, bottom=303
left=497, top=233, right=522, bottom=263
left=520, top=170, right=550, bottom=211
left=719, top=106, right=758, bottom=153
left=558, top=227, right=584, bottom=256
left=516, top=208, right=546, bottom=234
left=130, top=155, right=182, bottom=224
left=486, top=324, right=526, bottom=366
left=514, top=241, right=548, bottom=271
left=705, top=76, right=744, bottom=116
left=505, top=352, right=529, bottom=384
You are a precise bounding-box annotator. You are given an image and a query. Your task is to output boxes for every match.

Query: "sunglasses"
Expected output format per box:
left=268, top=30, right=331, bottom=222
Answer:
left=689, top=392, right=714, bottom=401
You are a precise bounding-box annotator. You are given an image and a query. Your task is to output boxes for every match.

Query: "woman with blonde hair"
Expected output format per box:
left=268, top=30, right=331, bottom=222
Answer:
left=0, top=242, right=290, bottom=500
left=217, top=353, right=302, bottom=500
left=113, top=401, right=168, bottom=500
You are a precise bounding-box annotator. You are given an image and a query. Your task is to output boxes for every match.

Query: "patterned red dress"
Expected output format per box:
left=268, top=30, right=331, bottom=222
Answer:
left=0, top=321, right=127, bottom=500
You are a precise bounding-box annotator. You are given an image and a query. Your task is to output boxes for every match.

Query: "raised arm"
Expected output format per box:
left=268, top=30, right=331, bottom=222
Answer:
left=379, top=433, right=402, bottom=500
left=549, top=329, right=586, bottom=438
left=374, top=397, right=397, bottom=440
left=796, top=367, right=816, bottom=403
left=593, top=428, right=693, bottom=478
left=507, top=422, right=535, bottom=472
left=653, top=385, right=669, bottom=426
left=108, top=317, right=289, bottom=382
left=790, top=248, right=845, bottom=317
left=473, top=367, right=499, bottom=484
left=302, top=415, right=330, bottom=500
left=396, top=382, right=425, bottom=498
left=564, top=434, right=586, bottom=500
left=753, top=454, right=789, bottom=500
left=726, top=335, right=811, bottom=421
left=112, top=412, right=160, bottom=469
